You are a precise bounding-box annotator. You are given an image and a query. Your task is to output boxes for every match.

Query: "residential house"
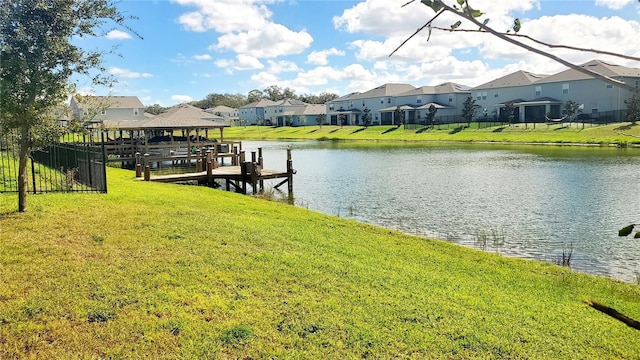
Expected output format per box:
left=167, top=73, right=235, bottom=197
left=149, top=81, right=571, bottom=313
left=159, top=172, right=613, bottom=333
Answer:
left=394, top=82, right=471, bottom=124
left=264, top=99, right=308, bottom=126
left=70, top=95, right=145, bottom=125
left=238, top=99, right=277, bottom=125
left=206, top=105, right=239, bottom=123
left=472, top=60, right=640, bottom=123
left=327, top=84, right=417, bottom=125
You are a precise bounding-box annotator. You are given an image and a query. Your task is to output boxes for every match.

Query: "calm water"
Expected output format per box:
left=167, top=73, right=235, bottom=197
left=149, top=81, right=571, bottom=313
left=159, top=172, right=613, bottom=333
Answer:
left=242, top=140, right=640, bottom=283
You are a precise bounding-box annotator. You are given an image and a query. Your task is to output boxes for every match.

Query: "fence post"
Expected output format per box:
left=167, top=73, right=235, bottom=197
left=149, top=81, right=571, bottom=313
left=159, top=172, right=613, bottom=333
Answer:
left=144, top=153, right=150, bottom=181
left=135, top=152, right=142, bottom=178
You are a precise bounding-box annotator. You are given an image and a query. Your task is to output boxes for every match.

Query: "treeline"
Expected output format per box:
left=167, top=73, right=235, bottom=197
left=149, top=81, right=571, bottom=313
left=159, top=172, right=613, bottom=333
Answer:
left=144, top=85, right=339, bottom=115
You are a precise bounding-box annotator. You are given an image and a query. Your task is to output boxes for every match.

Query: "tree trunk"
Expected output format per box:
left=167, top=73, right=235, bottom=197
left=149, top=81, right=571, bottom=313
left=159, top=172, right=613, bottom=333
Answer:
left=17, top=125, right=30, bottom=212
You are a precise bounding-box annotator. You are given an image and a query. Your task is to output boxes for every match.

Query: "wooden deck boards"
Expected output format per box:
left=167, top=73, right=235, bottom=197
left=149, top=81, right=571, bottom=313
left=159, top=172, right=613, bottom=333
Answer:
left=148, top=166, right=288, bottom=183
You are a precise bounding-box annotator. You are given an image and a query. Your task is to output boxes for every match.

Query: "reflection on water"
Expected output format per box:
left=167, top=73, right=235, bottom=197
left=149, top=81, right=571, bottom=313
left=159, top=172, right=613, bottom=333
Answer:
left=242, top=140, right=640, bottom=283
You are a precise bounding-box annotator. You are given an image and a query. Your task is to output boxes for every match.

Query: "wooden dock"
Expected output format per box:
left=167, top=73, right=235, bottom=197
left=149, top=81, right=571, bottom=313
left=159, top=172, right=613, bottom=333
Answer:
left=137, top=147, right=294, bottom=196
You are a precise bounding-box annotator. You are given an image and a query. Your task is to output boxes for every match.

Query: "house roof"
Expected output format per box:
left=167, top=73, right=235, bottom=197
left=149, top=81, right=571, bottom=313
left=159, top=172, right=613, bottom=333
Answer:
left=328, top=92, right=361, bottom=103
left=350, top=83, right=416, bottom=100
left=270, top=98, right=307, bottom=107
left=416, top=102, right=453, bottom=110
left=207, top=105, right=237, bottom=113
left=379, top=105, right=415, bottom=112
left=536, top=60, right=640, bottom=84
left=238, top=99, right=278, bottom=109
left=473, top=71, right=548, bottom=90
left=105, top=103, right=228, bottom=130
left=71, top=95, right=144, bottom=109
left=302, top=104, right=326, bottom=115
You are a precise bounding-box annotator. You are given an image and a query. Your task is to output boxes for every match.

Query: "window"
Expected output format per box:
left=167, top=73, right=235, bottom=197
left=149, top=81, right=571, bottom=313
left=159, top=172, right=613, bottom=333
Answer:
left=448, top=96, right=453, bottom=103
left=606, top=84, right=613, bottom=89
left=416, top=95, right=422, bottom=104
left=494, top=91, right=499, bottom=98
left=476, top=92, right=482, bottom=101
left=535, top=86, right=541, bottom=97
left=591, top=103, right=598, bottom=116
left=362, top=101, right=365, bottom=107
left=636, top=80, right=639, bottom=88
left=380, top=98, right=384, bottom=104
left=562, top=83, right=569, bottom=95
left=133, top=108, right=139, bottom=116
left=482, top=91, right=487, bottom=100
left=387, top=98, right=391, bottom=104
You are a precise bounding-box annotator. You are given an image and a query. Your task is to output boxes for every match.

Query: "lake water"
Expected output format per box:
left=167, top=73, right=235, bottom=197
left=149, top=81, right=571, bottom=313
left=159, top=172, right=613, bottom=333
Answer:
left=242, top=140, right=640, bottom=283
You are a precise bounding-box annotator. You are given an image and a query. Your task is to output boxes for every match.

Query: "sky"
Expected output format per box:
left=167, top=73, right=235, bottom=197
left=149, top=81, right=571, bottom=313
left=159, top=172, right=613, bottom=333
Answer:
left=75, top=0, right=640, bottom=107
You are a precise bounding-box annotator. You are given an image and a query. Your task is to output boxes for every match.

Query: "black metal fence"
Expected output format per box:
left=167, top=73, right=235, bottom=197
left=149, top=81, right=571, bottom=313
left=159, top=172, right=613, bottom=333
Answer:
left=0, top=130, right=107, bottom=193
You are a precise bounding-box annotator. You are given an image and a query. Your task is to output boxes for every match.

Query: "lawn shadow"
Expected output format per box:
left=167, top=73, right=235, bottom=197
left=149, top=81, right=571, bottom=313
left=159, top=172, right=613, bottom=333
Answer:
left=382, top=127, right=399, bottom=134
left=329, top=128, right=340, bottom=133
left=448, top=126, right=466, bottom=135
left=308, top=129, right=318, bottom=133
left=492, top=126, right=506, bottom=133
left=614, top=123, right=638, bottom=131
left=351, top=127, right=366, bottom=134
left=415, top=127, right=431, bottom=134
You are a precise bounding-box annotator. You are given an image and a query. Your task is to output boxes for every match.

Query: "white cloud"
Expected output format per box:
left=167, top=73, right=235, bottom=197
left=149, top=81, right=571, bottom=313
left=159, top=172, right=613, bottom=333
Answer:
left=105, top=30, right=132, bottom=40
left=267, top=60, right=301, bottom=73
left=307, top=48, right=346, bottom=66
left=109, top=67, right=153, bottom=79
left=174, top=0, right=313, bottom=58
left=214, top=23, right=312, bottom=58
left=193, top=54, right=212, bottom=60
left=215, top=55, right=264, bottom=73
left=171, top=94, right=193, bottom=104
left=595, top=0, right=634, bottom=10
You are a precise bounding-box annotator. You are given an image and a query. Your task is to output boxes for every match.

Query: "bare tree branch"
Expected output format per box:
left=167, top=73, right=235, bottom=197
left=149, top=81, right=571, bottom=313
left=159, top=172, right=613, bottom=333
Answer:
left=427, top=26, right=640, bottom=62
left=392, top=1, right=640, bottom=92
left=585, top=300, right=640, bottom=331
left=389, top=10, right=444, bottom=57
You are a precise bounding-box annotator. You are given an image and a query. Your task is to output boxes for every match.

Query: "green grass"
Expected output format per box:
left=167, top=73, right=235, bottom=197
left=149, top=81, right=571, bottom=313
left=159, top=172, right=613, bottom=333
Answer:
left=1, top=167, right=639, bottom=358
left=223, top=123, right=640, bottom=146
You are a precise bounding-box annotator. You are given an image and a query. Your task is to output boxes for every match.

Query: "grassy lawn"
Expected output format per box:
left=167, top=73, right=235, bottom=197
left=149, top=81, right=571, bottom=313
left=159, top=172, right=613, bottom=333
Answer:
left=224, top=123, right=640, bottom=146
left=1, top=167, right=639, bottom=358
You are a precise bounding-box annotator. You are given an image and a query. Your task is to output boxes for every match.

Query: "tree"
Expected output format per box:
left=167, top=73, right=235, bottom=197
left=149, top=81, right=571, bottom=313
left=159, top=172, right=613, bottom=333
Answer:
left=462, top=97, right=477, bottom=127
left=362, top=108, right=372, bottom=128
left=316, top=113, right=326, bottom=128
left=0, top=0, right=137, bottom=212
left=247, top=89, right=264, bottom=103
left=145, top=104, right=168, bottom=115
left=394, top=106, right=405, bottom=127
left=625, top=93, right=640, bottom=125
left=285, top=115, right=293, bottom=127
left=394, top=0, right=640, bottom=93
left=564, top=100, right=581, bottom=121
left=426, top=104, right=438, bottom=127
left=503, top=102, right=516, bottom=125
left=339, top=113, right=347, bottom=128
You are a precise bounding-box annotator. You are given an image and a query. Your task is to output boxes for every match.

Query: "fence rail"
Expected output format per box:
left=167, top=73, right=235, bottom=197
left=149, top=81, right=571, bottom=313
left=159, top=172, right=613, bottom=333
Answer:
left=0, top=130, right=107, bottom=194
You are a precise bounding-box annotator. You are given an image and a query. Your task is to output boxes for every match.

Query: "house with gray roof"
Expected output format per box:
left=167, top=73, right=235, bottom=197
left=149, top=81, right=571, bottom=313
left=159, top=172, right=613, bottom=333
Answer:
left=238, top=99, right=277, bottom=125
left=327, top=84, right=417, bottom=125
left=473, top=60, right=640, bottom=123
left=70, top=95, right=145, bottom=124
left=206, top=105, right=238, bottom=123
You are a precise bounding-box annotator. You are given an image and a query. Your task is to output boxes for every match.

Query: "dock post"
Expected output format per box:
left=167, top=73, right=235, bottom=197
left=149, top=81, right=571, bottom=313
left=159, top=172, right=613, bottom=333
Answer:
left=196, top=149, right=202, bottom=172
left=135, top=152, right=142, bottom=178
left=232, top=146, right=238, bottom=166
left=286, top=148, right=293, bottom=196
left=239, top=150, right=246, bottom=164
left=205, top=149, right=212, bottom=172
left=207, top=160, right=213, bottom=186
left=144, top=153, right=151, bottom=181
left=240, top=161, right=248, bottom=194
left=258, top=148, right=264, bottom=192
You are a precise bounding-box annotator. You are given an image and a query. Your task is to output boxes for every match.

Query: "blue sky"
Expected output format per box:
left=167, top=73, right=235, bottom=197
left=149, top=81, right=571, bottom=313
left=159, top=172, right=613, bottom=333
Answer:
left=75, top=0, right=640, bottom=106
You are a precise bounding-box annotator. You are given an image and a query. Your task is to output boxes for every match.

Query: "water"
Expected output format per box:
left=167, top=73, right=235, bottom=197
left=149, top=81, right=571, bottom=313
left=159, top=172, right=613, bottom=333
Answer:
left=242, top=140, right=640, bottom=283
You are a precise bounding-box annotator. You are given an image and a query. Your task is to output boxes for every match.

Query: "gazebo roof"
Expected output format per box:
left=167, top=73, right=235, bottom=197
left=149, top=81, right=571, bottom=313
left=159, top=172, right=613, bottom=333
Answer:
left=102, top=103, right=229, bottom=130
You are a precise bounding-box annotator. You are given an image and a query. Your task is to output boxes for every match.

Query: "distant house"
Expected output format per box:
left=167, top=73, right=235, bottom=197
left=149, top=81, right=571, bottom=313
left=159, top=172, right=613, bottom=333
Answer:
left=327, top=83, right=471, bottom=126
left=206, top=105, right=238, bottom=123
left=264, top=99, right=308, bottom=126
left=69, top=95, right=145, bottom=125
left=472, top=60, right=640, bottom=122
left=238, top=99, right=277, bottom=125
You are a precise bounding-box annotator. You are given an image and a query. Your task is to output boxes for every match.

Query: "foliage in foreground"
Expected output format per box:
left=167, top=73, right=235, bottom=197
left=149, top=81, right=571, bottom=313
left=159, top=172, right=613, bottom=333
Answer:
left=0, top=168, right=639, bottom=359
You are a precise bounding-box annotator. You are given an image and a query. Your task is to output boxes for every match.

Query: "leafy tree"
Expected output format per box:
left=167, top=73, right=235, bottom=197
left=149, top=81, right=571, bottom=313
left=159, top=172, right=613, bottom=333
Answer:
left=362, top=108, right=372, bottom=128
left=191, top=93, right=247, bottom=109
left=564, top=100, right=581, bottom=120
left=503, top=102, right=516, bottom=125
left=426, top=104, right=438, bottom=127
left=299, top=92, right=339, bottom=104
left=625, top=93, right=640, bottom=125
left=145, top=104, right=168, bottom=115
left=256, top=116, right=264, bottom=126
left=0, top=0, right=136, bottom=212
left=285, top=115, right=293, bottom=127
left=339, top=113, right=347, bottom=128
left=247, top=89, right=264, bottom=103
left=394, top=106, right=405, bottom=127
left=316, top=113, right=326, bottom=128
left=264, top=85, right=284, bottom=101
left=462, top=97, right=477, bottom=127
